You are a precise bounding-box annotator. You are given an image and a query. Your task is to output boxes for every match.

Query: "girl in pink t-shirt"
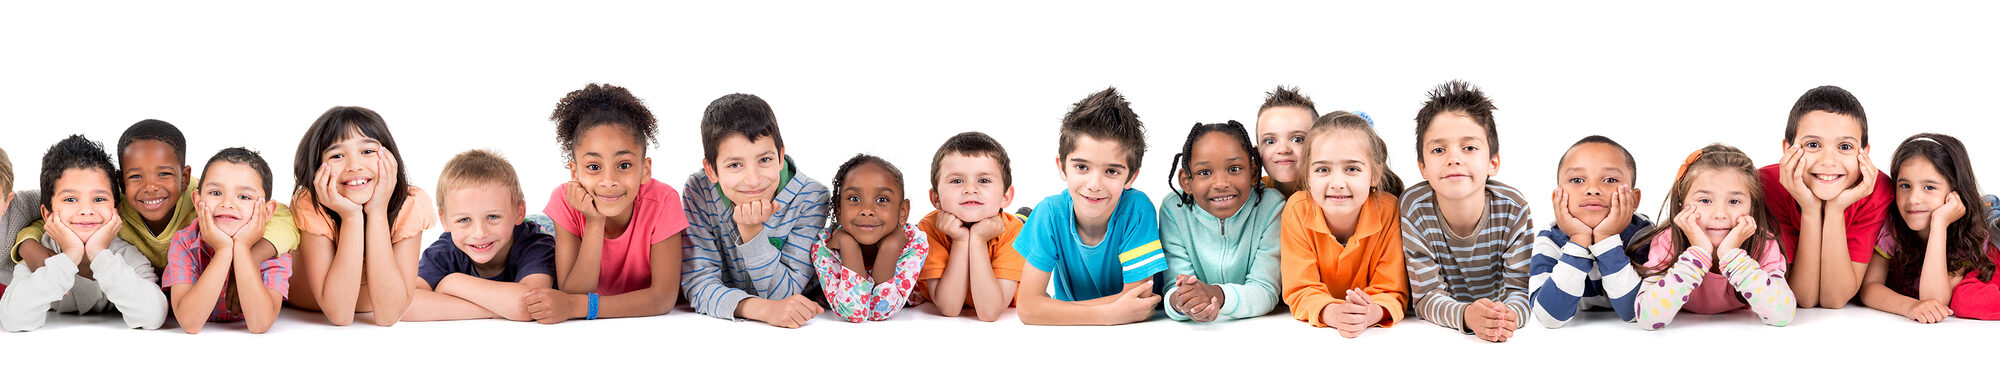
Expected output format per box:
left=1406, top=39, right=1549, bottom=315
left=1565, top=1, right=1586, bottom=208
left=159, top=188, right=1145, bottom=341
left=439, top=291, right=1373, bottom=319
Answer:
left=1630, top=145, right=1796, bottom=330
left=526, top=83, right=689, bottom=323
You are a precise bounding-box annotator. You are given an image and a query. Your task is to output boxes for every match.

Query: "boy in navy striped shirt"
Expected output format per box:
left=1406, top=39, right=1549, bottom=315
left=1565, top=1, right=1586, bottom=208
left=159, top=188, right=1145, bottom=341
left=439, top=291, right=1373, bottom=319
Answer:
left=1528, top=136, right=1652, bottom=327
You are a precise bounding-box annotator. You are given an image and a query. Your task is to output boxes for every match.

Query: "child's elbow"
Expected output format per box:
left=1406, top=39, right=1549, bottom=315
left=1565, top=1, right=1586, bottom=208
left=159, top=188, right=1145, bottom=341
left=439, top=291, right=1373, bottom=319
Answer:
left=325, top=312, right=354, bottom=327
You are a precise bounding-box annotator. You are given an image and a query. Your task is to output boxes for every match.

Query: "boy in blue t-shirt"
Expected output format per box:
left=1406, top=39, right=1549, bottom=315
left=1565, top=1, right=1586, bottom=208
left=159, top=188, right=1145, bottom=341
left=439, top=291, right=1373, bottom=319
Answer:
left=1015, top=87, right=1166, bottom=326
left=405, top=150, right=557, bottom=322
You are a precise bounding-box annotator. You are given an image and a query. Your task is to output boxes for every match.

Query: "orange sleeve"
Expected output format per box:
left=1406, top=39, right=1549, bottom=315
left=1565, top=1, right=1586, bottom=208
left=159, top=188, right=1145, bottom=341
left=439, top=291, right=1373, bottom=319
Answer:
left=917, top=215, right=952, bottom=281
left=989, top=221, right=1026, bottom=282
left=1282, top=203, right=1337, bottom=327
left=1367, top=217, right=1410, bottom=327
left=289, top=189, right=333, bottom=238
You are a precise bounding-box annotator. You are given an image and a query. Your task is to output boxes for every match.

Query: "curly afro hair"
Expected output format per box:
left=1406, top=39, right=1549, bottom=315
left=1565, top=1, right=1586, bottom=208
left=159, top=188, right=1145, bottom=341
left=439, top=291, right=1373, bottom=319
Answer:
left=551, top=83, right=658, bottom=165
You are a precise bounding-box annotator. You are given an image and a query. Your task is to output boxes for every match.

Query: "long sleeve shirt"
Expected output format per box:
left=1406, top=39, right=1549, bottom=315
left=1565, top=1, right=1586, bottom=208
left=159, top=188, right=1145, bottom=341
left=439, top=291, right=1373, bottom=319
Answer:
left=1159, top=188, right=1285, bottom=321
left=1528, top=215, right=1652, bottom=327
left=1399, top=180, right=1534, bottom=333
left=680, top=159, right=830, bottom=320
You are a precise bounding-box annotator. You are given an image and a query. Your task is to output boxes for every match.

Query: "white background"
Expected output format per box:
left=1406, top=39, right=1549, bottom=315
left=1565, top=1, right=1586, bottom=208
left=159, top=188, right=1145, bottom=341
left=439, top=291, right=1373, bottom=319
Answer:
left=2, top=1, right=1997, bottom=370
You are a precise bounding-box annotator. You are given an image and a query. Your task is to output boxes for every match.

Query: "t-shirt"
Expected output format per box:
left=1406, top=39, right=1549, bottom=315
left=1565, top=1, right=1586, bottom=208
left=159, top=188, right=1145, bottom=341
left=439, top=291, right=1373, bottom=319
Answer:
left=915, top=210, right=1026, bottom=305
left=1016, top=188, right=1165, bottom=302
left=544, top=179, right=688, bottom=296
left=160, top=221, right=293, bottom=323
left=289, top=186, right=437, bottom=246
left=418, top=220, right=558, bottom=289
left=1758, top=164, right=1893, bottom=263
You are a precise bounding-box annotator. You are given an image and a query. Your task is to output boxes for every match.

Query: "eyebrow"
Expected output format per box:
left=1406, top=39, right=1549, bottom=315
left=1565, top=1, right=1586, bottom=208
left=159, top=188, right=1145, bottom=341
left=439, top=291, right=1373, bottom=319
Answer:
left=1070, top=158, right=1127, bottom=170
left=581, top=150, right=636, bottom=159
left=724, top=150, right=778, bottom=162
left=1798, top=134, right=1859, bottom=143
left=1191, top=156, right=1246, bottom=166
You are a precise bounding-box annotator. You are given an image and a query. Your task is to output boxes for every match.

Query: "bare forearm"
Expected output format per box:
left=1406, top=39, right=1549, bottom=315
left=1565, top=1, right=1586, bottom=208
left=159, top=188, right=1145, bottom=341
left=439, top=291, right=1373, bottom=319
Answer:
left=406, top=289, right=504, bottom=321
left=1919, top=234, right=1953, bottom=301
left=171, top=254, right=235, bottom=333
left=228, top=248, right=282, bottom=333
left=1793, top=213, right=1824, bottom=307
left=965, top=243, right=1006, bottom=321
left=19, top=240, right=52, bottom=271
left=1817, top=209, right=1861, bottom=306
left=931, top=241, right=972, bottom=316
left=361, top=211, right=411, bottom=326
left=561, top=224, right=606, bottom=294
left=1017, top=294, right=1117, bottom=325
left=437, top=275, right=536, bottom=321
left=321, top=223, right=369, bottom=324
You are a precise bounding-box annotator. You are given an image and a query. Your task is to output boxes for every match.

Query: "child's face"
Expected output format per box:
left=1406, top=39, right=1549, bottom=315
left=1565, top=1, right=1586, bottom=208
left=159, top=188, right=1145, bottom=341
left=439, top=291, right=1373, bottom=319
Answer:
left=837, top=163, right=911, bottom=245
left=1418, top=112, right=1499, bottom=202
left=1791, top=111, right=1868, bottom=201
left=1557, top=143, right=1633, bottom=228
left=930, top=153, right=1013, bottom=222
left=703, top=134, right=784, bottom=205
left=1306, top=131, right=1375, bottom=223
left=196, top=162, right=269, bottom=234
left=1181, top=132, right=1257, bottom=219
left=1894, top=156, right=1952, bottom=234
left=1684, top=169, right=1754, bottom=247
left=1256, top=106, right=1313, bottom=185
left=441, top=184, right=526, bottom=265
left=322, top=129, right=392, bottom=205
left=1058, top=135, right=1137, bottom=230
left=47, top=169, right=118, bottom=239
left=570, top=125, right=652, bottom=219
left=120, top=139, right=188, bottom=226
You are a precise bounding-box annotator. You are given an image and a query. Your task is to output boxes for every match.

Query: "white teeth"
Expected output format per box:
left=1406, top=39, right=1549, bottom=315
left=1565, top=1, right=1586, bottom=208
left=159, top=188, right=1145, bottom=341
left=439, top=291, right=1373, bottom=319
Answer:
left=345, top=179, right=369, bottom=186
left=1814, top=174, right=1841, bottom=181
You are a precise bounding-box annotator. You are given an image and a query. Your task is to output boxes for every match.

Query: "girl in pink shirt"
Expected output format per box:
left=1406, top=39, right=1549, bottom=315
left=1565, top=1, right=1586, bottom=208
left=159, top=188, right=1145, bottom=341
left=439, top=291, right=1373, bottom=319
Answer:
left=1631, top=145, right=1796, bottom=330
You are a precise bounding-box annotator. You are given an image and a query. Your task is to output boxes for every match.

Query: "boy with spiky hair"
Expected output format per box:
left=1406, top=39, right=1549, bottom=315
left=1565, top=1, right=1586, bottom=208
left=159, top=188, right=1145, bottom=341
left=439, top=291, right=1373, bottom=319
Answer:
left=1015, top=87, right=1166, bottom=326
left=1401, top=80, right=1534, bottom=342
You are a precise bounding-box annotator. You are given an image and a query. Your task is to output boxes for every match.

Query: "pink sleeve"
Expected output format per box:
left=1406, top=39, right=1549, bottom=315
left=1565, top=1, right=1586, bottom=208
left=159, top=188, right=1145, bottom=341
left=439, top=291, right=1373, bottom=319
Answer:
left=645, top=182, right=688, bottom=245
left=1756, top=239, right=1787, bottom=276
left=1643, top=233, right=1675, bottom=268
left=542, top=184, right=582, bottom=237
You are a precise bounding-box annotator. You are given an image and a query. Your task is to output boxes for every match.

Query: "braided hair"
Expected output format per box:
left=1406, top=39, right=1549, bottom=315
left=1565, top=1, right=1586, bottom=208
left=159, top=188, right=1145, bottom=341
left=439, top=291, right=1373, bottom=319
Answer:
left=827, top=153, right=906, bottom=233
left=1167, top=120, right=1263, bottom=207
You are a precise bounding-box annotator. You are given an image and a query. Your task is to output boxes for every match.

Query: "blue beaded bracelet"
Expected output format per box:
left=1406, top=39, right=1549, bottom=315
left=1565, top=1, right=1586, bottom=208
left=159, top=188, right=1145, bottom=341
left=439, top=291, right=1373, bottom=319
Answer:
left=587, top=293, right=600, bottom=320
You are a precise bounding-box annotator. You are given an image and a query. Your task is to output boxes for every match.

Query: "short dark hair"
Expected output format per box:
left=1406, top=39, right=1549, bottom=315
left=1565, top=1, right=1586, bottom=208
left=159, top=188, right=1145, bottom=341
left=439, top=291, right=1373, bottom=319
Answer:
left=1784, top=85, right=1869, bottom=147
left=40, top=135, right=121, bottom=211
left=1058, top=87, right=1147, bottom=174
left=118, top=119, right=187, bottom=166
left=1413, top=80, right=1500, bottom=163
left=293, top=106, right=412, bottom=225
left=1258, top=85, right=1318, bottom=118
left=700, top=93, right=785, bottom=166
left=202, top=147, right=274, bottom=197
left=551, top=83, right=658, bottom=165
left=1560, top=135, right=1639, bottom=183
left=929, top=132, right=1014, bottom=190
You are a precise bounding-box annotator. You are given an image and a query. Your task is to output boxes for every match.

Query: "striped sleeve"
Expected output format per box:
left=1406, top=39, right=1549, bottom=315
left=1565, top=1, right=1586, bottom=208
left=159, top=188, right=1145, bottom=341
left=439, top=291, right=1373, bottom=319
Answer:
left=1403, top=201, right=1470, bottom=332
left=680, top=175, right=754, bottom=320
left=1119, top=195, right=1166, bottom=284
left=1528, top=229, right=1590, bottom=328
left=1500, top=206, right=1535, bottom=329
left=734, top=180, right=827, bottom=301
left=1591, top=234, right=1642, bottom=322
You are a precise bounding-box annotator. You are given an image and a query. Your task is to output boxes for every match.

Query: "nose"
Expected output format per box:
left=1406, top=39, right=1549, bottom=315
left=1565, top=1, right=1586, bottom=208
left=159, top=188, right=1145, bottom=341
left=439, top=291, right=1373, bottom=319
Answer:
left=1584, top=182, right=1603, bottom=196
left=857, top=207, right=876, bottom=217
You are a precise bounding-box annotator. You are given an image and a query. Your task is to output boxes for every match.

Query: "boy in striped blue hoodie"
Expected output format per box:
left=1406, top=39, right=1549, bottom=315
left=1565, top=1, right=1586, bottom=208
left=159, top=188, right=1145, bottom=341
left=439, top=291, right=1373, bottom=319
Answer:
left=1529, top=136, right=1651, bottom=327
left=681, top=93, right=831, bottom=328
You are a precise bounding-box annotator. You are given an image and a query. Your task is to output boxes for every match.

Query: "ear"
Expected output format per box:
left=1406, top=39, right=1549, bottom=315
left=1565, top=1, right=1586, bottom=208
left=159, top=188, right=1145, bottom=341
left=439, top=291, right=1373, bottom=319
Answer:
left=928, top=188, right=941, bottom=209
left=515, top=200, right=529, bottom=221
left=1054, top=157, right=1066, bottom=180
left=1487, top=153, right=1501, bottom=179
left=897, top=198, right=911, bottom=224
left=2, top=191, right=12, bottom=205
left=701, top=159, right=717, bottom=183
left=1000, top=185, right=1016, bottom=207
left=641, top=157, right=654, bottom=182
left=569, top=161, right=582, bottom=182
left=1126, top=168, right=1142, bottom=190
left=180, top=165, right=193, bottom=189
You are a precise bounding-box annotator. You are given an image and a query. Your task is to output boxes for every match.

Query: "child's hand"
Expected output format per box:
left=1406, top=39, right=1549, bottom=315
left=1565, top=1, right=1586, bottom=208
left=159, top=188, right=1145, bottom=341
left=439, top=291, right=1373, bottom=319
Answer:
left=732, top=200, right=773, bottom=241
left=826, top=229, right=855, bottom=252
left=195, top=201, right=235, bottom=252
left=969, top=215, right=1007, bottom=242
left=314, top=165, right=364, bottom=218
left=1550, top=190, right=1594, bottom=244
left=753, top=294, right=823, bottom=329
left=231, top=200, right=275, bottom=251
left=1907, top=299, right=1953, bottom=324
left=1720, top=216, right=1756, bottom=251
left=1778, top=146, right=1823, bottom=212
left=1673, top=207, right=1714, bottom=249
left=1932, top=192, right=1967, bottom=237
left=1170, top=275, right=1219, bottom=321
left=565, top=181, right=606, bottom=223
left=1332, top=289, right=1383, bottom=338
left=1464, top=298, right=1515, bottom=342
left=1831, top=149, right=1879, bottom=210
left=1111, top=280, right=1162, bottom=324
left=83, top=209, right=122, bottom=260
left=1591, top=186, right=1640, bottom=244
left=41, top=212, right=86, bottom=260
left=878, top=226, right=911, bottom=252
left=365, top=150, right=401, bottom=212
left=934, top=212, right=969, bottom=242
left=523, top=288, right=579, bottom=324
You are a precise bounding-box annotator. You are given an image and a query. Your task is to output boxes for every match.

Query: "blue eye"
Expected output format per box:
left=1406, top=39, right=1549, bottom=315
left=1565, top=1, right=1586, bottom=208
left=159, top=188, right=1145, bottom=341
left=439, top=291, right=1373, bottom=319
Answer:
left=456, top=217, right=471, bottom=223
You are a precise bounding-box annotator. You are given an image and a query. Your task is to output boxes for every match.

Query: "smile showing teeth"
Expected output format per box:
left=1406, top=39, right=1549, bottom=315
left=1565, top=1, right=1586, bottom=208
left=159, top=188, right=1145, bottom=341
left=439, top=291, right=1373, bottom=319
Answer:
left=1813, top=174, right=1843, bottom=182
left=469, top=242, right=495, bottom=252
left=140, top=198, right=165, bottom=207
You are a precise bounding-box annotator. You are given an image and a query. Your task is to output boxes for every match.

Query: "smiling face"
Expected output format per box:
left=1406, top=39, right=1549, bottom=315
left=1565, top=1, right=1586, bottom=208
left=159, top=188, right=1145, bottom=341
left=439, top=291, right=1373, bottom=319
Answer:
left=120, top=139, right=188, bottom=227
left=1306, top=130, right=1376, bottom=225
left=1684, top=169, right=1754, bottom=246
left=48, top=168, right=118, bottom=239
left=1894, top=156, right=1952, bottom=234
left=1417, top=112, right=1499, bottom=202
left=1791, top=111, right=1868, bottom=201
left=1181, top=132, right=1258, bottom=219
left=197, top=162, right=268, bottom=233
left=703, top=134, right=784, bottom=206
left=570, top=125, right=652, bottom=219
left=1256, top=106, right=1313, bottom=186
left=1058, top=135, right=1136, bottom=230
left=1557, top=143, right=1633, bottom=228
left=932, top=153, right=1013, bottom=222
left=837, top=163, right=911, bottom=245
left=321, top=128, right=391, bottom=205
left=441, top=184, right=525, bottom=265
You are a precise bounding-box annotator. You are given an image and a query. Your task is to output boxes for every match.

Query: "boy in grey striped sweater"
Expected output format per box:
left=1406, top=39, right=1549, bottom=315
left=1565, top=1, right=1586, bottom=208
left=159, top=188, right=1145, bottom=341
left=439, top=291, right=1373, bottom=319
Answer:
left=680, top=94, right=831, bottom=328
left=1400, top=81, right=1533, bottom=342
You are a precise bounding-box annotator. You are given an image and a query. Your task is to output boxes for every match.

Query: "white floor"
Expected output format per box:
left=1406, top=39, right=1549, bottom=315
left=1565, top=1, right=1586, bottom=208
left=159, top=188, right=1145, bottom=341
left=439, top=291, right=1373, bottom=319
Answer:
left=8, top=300, right=1987, bottom=370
